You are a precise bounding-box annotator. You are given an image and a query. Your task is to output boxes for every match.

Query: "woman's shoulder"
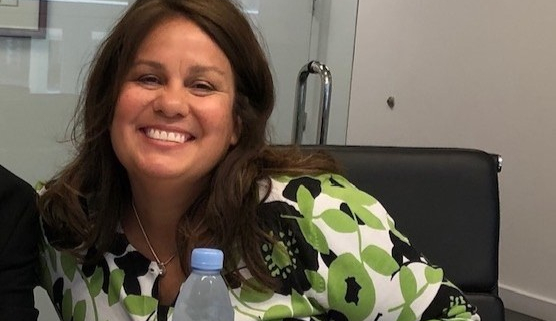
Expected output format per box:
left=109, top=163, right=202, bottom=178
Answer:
left=264, top=173, right=378, bottom=206
left=259, top=173, right=391, bottom=235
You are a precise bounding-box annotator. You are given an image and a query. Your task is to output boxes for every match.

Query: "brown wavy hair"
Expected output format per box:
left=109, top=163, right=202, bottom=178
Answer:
left=39, top=0, right=339, bottom=287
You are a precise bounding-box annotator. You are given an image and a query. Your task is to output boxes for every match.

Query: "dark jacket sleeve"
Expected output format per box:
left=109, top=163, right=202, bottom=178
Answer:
left=0, top=165, right=40, bottom=321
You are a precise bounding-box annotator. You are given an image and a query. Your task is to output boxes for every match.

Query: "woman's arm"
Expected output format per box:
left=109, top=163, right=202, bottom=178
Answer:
left=0, top=165, right=40, bottom=321
left=263, top=173, right=480, bottom=320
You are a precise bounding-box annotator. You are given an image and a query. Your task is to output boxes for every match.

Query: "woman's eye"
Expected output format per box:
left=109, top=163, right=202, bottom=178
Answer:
left=192, top=81, right=214, bottom=92
left=138, top=75, right=161, bottom=85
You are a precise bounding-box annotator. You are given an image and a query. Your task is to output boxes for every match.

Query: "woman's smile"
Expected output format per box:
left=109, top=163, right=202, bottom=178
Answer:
left=143, top=127, right=192, bottom=144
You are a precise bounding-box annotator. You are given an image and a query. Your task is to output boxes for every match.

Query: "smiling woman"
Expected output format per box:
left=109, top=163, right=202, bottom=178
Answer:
left=36, top=0, right=480, bottom=320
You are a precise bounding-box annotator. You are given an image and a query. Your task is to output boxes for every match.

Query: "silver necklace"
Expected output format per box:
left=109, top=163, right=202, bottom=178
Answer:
left=131, top=201, right=177, bottom=276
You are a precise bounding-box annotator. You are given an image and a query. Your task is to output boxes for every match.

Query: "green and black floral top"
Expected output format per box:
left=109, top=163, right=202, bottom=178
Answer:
left=39, top=174, right=480, bottom=321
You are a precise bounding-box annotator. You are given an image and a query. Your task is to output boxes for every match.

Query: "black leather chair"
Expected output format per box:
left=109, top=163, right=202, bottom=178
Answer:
left=300, top=145, right=505, bottom=321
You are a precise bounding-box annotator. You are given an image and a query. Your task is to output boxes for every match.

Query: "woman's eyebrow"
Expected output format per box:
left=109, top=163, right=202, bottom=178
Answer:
left=188, top=64, right=227, bottom=76
left=130, top=60, right=227, bottom=77
left=132, top=60, right=164, bottom=70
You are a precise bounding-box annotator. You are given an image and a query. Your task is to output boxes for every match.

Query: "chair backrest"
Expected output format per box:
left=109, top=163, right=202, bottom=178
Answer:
left=299, top=145, right=502, bottom=305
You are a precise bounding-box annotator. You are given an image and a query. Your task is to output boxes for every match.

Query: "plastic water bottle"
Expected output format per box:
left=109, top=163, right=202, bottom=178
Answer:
left=172, top=248, right=234, bottom=321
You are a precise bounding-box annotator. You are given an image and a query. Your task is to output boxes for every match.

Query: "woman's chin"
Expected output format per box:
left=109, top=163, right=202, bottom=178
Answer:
left=129, top=165, right=188, bottom=182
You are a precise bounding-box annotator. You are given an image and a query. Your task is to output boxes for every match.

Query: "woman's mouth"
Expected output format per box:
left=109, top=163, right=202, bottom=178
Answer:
left=144, top=128, right=191, bottom=143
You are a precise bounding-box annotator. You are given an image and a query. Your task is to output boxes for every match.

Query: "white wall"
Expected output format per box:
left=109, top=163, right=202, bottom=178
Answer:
left=348, top=1, right=556, bottom=320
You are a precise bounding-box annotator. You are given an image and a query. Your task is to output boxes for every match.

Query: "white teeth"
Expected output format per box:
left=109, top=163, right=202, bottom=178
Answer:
left=146, top=128, right=187, bottom=143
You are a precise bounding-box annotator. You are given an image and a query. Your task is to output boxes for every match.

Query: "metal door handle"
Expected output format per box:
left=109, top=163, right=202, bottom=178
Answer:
left=292, top=60, right=332, bottom=145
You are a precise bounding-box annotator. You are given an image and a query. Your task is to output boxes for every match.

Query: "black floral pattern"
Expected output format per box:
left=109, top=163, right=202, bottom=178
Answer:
left=283, top=176, right=322, bottom=201
left=82, top=247, right=111, bottom=294
left=258, top=201, right=320, bottom=295
left=51, top=277, right=64, bottom=314
left=113, top=250, right=151, bottom=296
left=421, top=284, right=477, bottom=319
left=389, top=230, right=423, bottom=266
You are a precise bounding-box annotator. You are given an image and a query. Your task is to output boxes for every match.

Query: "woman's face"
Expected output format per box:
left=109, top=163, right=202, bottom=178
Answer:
left=111, top=17, right=238, bottom=187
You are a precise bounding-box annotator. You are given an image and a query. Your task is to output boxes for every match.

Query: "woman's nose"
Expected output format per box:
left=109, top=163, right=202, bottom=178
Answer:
left=153, top=86, right=189, bottom=118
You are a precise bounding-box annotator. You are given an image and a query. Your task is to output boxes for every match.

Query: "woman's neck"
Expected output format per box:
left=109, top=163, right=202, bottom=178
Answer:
left=130, top=176, right=205, bottom=226
left=124, top=176, right=206, bottom=257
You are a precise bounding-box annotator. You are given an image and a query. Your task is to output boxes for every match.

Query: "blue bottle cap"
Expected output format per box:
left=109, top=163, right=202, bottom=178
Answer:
left=191, top=248, right=224, bottom=271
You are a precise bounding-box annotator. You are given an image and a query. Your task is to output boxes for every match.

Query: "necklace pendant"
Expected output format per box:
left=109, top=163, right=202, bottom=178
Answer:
left=158, top=263, right=167, bottom=276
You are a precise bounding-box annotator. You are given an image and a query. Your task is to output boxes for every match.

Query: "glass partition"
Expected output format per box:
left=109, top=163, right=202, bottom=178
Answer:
left=244, top=0, right=358, bottom=144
